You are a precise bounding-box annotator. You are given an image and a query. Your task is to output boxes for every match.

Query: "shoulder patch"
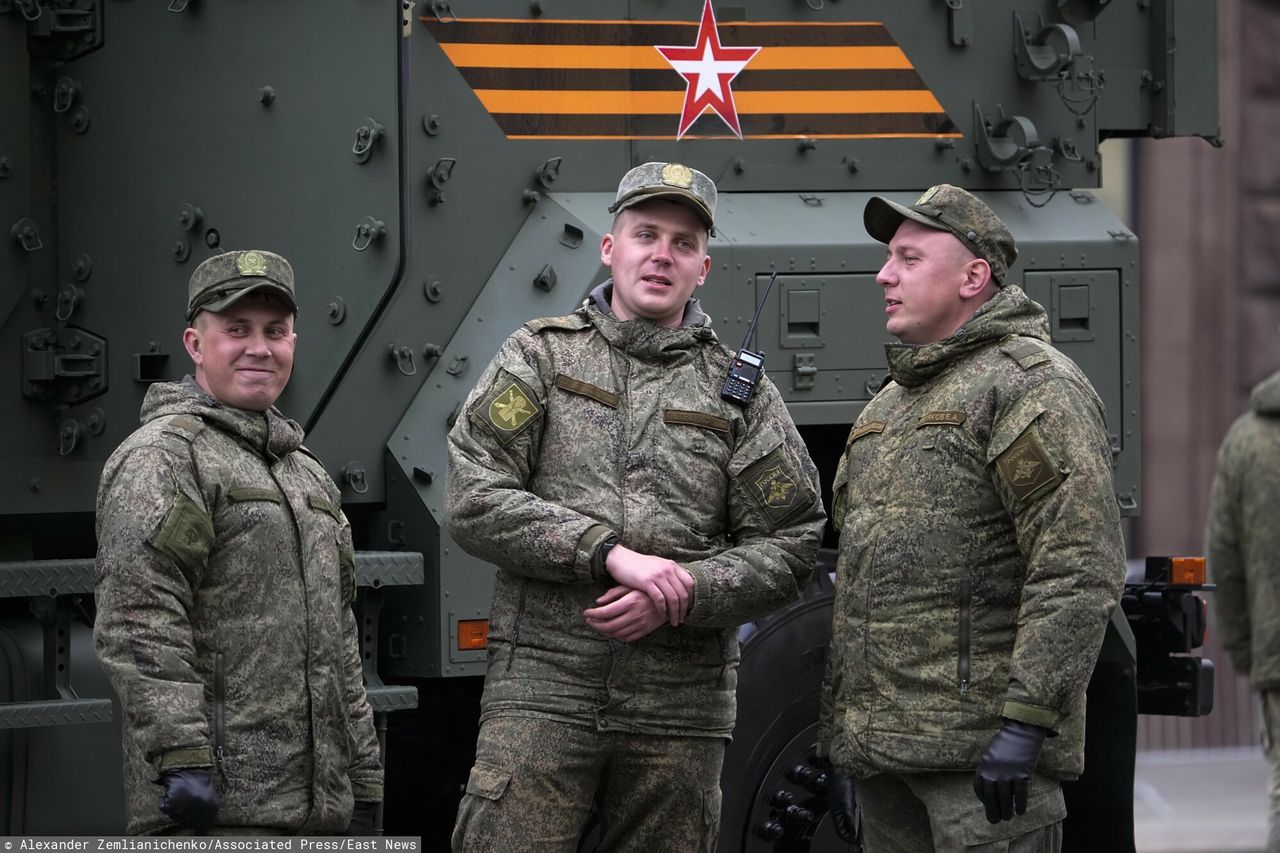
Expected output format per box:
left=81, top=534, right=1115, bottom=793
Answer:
left=739, top=445, right=806, bottom=526
left=995, top=424, right=1065, bottom=502
left=523, top=313, right=590, bottom=334
left=477, top=374, right=544, bottom=444
left=1001, top=339, right=1052, bottom=371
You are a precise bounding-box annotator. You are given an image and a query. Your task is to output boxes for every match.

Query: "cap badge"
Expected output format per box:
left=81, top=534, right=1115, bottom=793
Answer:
left=661, top=163, right=694, bottom=189
left=916, top=185, right=940, bottom=206
left=236, top=251, right=268, bottom=276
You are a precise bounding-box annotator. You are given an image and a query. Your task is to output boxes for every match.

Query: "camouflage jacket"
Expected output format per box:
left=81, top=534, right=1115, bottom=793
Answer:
left=94, top=378, right=382, bottom=835
left=819, top=285, right=1125, bottom=780
left=446, top=282, right=825, bottom=737
left=1207, top=370, right=1280, bottom=690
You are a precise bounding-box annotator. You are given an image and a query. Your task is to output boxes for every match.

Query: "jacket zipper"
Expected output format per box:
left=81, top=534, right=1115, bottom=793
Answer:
left=506, top=580, right=528, bottom=672
left=214, top=651, right=227, bottom=775
left=958, top=577, right=971, bottom=696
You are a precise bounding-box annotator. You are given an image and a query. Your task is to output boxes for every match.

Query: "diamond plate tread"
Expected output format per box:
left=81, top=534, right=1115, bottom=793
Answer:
left=355, top=551, right=424, bottom=588
left=0, top=558, right=95, bottom=598
left=0, top=698, right=114, bottom=729
left=365, top=685, right=419, bottom=713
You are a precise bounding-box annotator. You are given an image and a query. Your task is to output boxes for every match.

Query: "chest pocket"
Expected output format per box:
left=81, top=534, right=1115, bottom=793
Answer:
left=308, top=494, right=356, bottom=603
left=659, top=409, right=734, bottom=537
left=911, top=410, right=979, bottom=464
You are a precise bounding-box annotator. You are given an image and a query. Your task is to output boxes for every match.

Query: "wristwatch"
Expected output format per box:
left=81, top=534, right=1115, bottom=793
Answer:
left=598, top=534, right=620, bottom=570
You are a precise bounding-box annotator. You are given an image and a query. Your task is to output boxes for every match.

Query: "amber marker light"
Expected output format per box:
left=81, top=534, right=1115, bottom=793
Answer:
left=457, top=619, right=490, bottom=650
left=1169, top=557, right=1207, bottom=586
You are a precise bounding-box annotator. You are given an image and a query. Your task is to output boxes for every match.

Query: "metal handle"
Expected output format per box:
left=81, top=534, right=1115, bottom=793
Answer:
left=387, top=343, right=417, bottom=377
left=351, top=118, right=385, bottom=164
left=352, top=217, right=386, bottom=252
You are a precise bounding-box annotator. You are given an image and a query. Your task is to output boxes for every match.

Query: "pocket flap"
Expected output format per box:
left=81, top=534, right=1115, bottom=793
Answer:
left=465, top=764, right=512, bottom=801
left=959, top=782, right=1065, bottom=845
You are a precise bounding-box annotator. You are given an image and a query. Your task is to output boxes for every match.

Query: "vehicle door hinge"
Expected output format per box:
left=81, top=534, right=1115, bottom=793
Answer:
left=17, top=0, right=103, bottom=61
left=22, top=327, right=108, bottom=404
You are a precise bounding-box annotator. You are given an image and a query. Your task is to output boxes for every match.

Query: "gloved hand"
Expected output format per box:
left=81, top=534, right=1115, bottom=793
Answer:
left=826, top=771, right=858, bottom=844
left=157, top=767, right=219, bottom=833
left=972, top=719, right=1049, bottom=824
left=344, top=801, right=379, bottom=836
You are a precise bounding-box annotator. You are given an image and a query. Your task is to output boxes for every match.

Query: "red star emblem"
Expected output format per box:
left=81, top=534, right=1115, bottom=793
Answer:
left=656, top=0, right=761, bottom=140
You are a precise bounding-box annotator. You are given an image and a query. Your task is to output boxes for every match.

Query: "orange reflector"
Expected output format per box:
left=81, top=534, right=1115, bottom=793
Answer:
left=457, top=619, right=490, bottom=651
left=1170, top=557, right=1206, bottom=586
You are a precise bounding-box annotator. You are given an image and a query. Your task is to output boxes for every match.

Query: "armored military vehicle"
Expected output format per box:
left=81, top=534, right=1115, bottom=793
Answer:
left=1, top=0, right=1218, bottom=849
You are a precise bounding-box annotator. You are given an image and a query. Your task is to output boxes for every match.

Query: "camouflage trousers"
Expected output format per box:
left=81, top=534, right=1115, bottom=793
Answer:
left=1261, top=689, right=1280, bottom=853
left=855, top=770, right=1065, bottom=853
left=452, top=716, right=726, bottom=853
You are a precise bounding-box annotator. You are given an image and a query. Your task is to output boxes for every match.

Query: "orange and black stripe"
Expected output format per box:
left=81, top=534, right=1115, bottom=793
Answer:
left=420, top=18, right=959, bottom=140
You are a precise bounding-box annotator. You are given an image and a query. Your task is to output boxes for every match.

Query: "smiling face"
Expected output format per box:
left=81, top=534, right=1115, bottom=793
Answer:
left=183, top=294, right=297, bottom=411
left=601, top=199, right=711, bottom=328
left=875, top=219, right=995, bottom=345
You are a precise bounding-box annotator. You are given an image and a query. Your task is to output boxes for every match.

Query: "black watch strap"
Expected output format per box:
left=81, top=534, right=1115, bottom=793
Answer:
left=599, top=535, right=620, bottom=565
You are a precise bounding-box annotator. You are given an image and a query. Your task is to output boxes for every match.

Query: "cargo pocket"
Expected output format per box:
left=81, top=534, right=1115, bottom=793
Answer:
left=451, top=763, right=512, bottom=852
left=698, top=784, right=722, bottom=853
left=958, top=782, right=1065, bottom=851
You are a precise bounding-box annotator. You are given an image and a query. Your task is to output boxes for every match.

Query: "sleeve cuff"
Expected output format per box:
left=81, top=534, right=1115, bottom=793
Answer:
left=156, top=746, right=214, bottom=774
left=1000, top=699, right=1062, bottom=733
left=576, top=524, right=615, bottom=582
left=351, top=780, right=384, bottom=802
left=682, top=562, right=707, bottom=622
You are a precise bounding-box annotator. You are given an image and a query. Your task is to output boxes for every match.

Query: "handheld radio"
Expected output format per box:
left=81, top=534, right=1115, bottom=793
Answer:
left=720, top=272, right=777, bottom=406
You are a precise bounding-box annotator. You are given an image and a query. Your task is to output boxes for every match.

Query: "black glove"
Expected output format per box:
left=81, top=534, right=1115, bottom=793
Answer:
left=826, top=771, right=858, bottom=843
left=344, top=801, right=379, bottom=836
left=972, top=719, right=1049, bottom=824
left=157, top=767, right=219, bottom=833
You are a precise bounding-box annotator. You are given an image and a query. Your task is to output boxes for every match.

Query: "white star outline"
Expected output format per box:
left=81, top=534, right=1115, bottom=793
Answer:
left=656, top=0, right=761, bottom=139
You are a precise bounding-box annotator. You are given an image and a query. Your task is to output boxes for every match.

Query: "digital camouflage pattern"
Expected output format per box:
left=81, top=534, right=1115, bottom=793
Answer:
left=1207, top=369, right=1280, bottom=689
left=864, top=184, right=1018, bottom=285
left=446, top=281, right=825, bottom=738
left=452, top=717, right=723, bottom=853
left=94, top=377, right=382, bottom=835
left=608, top=161, right=717, bottom=232
left=819, top=285, right=1125, bottom=781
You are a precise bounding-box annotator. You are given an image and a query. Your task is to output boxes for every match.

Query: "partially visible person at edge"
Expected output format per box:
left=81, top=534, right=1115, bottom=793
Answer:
left=817, top=185, right=1126, bottom=853
left=1207, top=363, right=1280, bottom=853
left=445, top=162, right=826, bottom=853
left=93, top=250, right=383, bottom=835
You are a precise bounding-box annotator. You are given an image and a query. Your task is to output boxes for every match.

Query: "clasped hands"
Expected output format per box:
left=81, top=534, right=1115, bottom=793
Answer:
left=583, top=544, right=694, bottom=642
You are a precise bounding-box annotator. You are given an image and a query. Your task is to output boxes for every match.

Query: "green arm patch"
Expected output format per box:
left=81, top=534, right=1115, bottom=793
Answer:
left=475, top=373, right=544, bottom=445
left=995, top=424, right=1065, bottom=503
left=739, top=444, right=806, bottom=526
left=148, top=491, right=214, bottom=574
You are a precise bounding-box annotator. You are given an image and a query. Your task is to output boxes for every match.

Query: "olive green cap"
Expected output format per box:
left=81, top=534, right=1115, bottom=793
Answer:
left=864, top=184, right=1018, bottom=285
left=186, top=249, right=297, bottom=322
left=608, top=162, right=717, bottom=234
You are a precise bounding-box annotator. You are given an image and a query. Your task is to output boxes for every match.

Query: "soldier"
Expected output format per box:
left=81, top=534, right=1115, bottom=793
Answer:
left=93, top=250, right=383, bottom=835
left=1207, top=365, right=1280, bottom=852
left=446, top=162, right=826, bottom=853
left=818, top=185, right=1126, bottom=852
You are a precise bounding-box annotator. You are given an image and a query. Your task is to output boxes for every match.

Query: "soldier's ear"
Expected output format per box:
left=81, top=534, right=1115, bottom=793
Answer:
left=182, top=326, right=203, bottom=366
left=959, top=257, right=992, bottom=297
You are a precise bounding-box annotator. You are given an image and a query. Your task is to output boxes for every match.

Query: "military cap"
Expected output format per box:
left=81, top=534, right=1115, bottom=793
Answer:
left=864, top=184, right=1018, bottom=285
left=186, top=250, right=297, bottom=322
left=609, top=162, right=717, bottom=234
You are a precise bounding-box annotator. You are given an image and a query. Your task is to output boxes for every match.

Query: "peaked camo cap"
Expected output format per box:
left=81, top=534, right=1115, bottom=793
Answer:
left=186, top=249, right=297, bottom=322
left=864, top=184, right=1017, bottom=284
left=609, top=162, right=717, bottom=234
